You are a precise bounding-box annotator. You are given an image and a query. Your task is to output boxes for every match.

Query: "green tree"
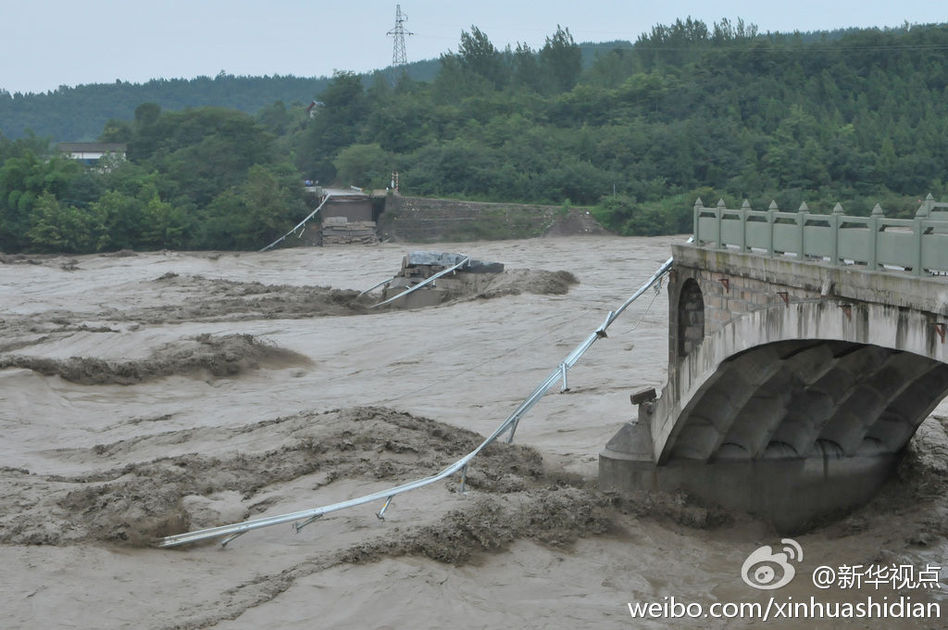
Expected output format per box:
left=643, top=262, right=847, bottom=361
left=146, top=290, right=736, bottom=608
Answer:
left=26, top=192, right=108, bottom=252
left=333, top=143, right=393, bottom=188
left=457, top=27, right=507, bottom=88
left=295, top=71, right=367, bottom=182
left=763, top=105, right=830, bottom=188
left=99, top=118, right=134, bottom=143
left=635, top=17, right=711, bottom=68
left=539, top=26, right=582, bottom=93
left=134, top=102, right=162, bottom=127
left=200, top=163, right=304, bottom=250
left=255, top=100, right=296, bottom=135
left=149, top=108, right=278, bottom=207
left=139, top=193, right=189, bottom=249
left=512, top=43, right=543, bottom=92
left=584, top=48, right=639, bottom=89
left=91, top=190, right=145, bottom=250
left=0, top=151, right=84, bottom=251
left=591, top=194, right=677, bottom=236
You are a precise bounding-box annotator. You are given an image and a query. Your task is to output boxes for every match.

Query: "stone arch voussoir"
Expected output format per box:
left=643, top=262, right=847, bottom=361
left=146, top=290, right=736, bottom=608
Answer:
left=654, top=300, right=948, bottom=463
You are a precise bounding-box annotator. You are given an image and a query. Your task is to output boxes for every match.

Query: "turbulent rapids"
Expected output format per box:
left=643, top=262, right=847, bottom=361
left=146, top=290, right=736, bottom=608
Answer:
left=1, top=238, right=945, bottom=629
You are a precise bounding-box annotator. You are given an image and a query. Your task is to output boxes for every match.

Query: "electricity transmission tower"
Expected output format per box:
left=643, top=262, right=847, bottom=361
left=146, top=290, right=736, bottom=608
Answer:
left=387, top=4, right=413, bottom=68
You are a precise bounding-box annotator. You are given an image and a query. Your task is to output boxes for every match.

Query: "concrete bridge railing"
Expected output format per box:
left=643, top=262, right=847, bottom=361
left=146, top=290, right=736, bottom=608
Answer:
left=693, top=193, right=948, bottom=276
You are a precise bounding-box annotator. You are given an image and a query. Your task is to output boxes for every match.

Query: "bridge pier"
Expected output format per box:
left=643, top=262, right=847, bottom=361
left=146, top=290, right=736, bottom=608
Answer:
left=600, top=415, right=899, bottom=532
left=601, top=220, right=948, bottom=530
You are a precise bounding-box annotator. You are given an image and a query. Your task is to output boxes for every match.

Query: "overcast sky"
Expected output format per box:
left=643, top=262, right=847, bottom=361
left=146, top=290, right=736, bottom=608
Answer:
left=2, top=0, right=945, bottom=94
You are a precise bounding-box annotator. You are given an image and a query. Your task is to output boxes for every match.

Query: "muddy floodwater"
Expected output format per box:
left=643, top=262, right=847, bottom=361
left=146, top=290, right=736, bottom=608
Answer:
left=0, top=235, right=945, bottom=629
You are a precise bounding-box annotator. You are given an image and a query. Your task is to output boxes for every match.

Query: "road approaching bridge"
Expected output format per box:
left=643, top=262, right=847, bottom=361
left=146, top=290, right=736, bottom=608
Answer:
left=601, top=195, right=948, bottom=531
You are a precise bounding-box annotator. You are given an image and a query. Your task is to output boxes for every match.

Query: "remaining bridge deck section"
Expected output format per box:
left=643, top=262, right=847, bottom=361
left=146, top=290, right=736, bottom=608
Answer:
left=601, top=195, right=948, bottom=531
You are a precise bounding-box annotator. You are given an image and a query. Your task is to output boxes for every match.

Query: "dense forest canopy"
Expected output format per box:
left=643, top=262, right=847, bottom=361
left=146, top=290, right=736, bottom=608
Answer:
left=0, top=19, right=945, bottom=252
left=0, top=60, right=444, bottom=143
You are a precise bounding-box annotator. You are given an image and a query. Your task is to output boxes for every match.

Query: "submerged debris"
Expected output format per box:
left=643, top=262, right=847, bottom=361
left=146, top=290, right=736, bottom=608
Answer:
left=377, top=250, right=577, bottom=308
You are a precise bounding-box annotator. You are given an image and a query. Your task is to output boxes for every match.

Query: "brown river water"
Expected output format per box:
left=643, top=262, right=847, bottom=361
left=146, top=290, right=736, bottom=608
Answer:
left=0, top=235, right=945, bottom=628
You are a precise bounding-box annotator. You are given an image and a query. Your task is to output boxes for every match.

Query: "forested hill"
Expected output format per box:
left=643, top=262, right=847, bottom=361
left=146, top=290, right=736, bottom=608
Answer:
left=0, top=25, right=859, bottom=142
left=0, top=59, right=440, bottom=142
left=1, top=20, right=946, bottom=254
left=0, top=75, right=330, bottom=142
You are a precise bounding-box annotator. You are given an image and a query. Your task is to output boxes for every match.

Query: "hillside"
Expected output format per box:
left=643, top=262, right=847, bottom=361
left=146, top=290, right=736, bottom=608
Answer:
left=0, top=26, right=865, bottom=143
left=1, top=20, right=946, bottom=253
left=0, top=59, right=441, bottom=143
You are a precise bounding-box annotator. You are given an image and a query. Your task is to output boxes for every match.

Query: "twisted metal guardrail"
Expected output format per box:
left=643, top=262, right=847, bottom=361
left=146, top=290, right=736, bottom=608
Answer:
left=371, top=256, right=470, bottom=308
left=357, top=276, right=396, bottom=298
left=156, top=254, right=674, bottom=548
left=260, top=194, right=333, bottom=252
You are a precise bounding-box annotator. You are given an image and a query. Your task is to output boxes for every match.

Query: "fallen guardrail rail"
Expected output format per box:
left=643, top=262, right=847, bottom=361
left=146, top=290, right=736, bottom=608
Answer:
left=156, top=254, right=674, bottom=548
left=358, top=275, right=397, bottom=298
left=259, top=194, right=333, bottom=252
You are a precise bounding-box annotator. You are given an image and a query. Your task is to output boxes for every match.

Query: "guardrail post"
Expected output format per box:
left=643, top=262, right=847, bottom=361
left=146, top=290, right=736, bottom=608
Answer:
left=376, top=495, right=394, bottom=520
left=914, top=196, right=931, bottom=276
left=869, top=203, right=883, bottom=270
left=693, top=198, right=703, bottom=244
left=797, top=201, right=807, bottom=259
left=715, top=198, right=725, bottom=248
left=831, top=202, right=844, bottom=266
left=767, top=200, right=778, bottom=257
left=740, top=199, right=751, bottom=252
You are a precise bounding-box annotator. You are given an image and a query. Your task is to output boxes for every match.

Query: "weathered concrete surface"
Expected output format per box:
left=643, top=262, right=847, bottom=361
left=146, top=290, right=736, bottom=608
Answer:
left=381, top=251, right=507, bottom=309
left=601, top=244, right=948, bottom=531
left=600, top=446, right=899, bottom=532
left=404, top=251, right=471, bottom=268
left=380, top=196, right=559, bottom=242
left=674, top=244, right=948, bottom=317
left=379, top=196, right=605, bottom=242
left=404, top=251, right=505, bottom=274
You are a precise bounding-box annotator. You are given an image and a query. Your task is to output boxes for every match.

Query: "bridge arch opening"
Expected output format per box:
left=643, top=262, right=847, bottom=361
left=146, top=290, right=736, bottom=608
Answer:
left=666, top=339, right=948, bottom=464
left=677, top=278, right=705, bottom=357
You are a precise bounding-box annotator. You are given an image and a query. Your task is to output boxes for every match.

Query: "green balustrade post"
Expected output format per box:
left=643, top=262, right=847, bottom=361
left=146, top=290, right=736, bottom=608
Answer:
left=715, top=198, right=725, bottom=249
left=797, top=202, right=807, bottom=260
left=693, top=197, right=703, bottom=244
left=831, top=203, right=844, bottom=266
left=869, top=203, right=883, bottom=270
left=913, top=196, right=932, bottom=276
left=767, top=200, right=778, bottom=257
left=740, top=199, right=751, bottom=252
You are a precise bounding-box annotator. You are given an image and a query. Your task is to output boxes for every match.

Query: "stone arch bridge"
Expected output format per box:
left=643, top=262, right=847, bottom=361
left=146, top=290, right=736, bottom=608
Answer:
left=600, top=195, right=948, bottom=531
